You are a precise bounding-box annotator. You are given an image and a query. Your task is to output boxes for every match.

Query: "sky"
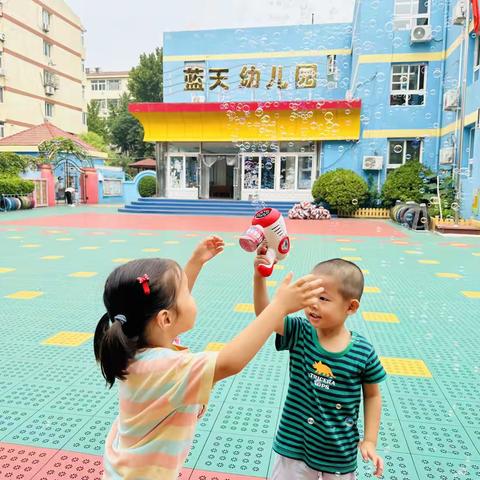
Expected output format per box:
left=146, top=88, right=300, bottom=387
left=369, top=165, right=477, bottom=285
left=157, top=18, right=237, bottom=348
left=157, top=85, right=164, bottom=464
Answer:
left=66, top=0, right=356, bottom=71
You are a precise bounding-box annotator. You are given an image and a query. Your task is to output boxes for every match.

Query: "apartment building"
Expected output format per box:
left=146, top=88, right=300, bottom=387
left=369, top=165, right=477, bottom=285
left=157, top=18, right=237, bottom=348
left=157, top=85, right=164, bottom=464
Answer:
left=0, top=0, right=87, bottom=138
left=85, top=68, right=130, bottom=117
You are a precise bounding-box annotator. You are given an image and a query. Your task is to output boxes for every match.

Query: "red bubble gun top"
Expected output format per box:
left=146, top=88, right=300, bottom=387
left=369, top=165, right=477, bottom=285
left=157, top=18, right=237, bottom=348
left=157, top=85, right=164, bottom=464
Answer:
left=239, top=207, right=290, bottom=277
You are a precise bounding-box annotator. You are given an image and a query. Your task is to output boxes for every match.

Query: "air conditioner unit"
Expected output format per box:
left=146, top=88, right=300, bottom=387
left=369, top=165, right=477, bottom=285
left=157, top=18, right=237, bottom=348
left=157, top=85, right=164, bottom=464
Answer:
left=42, top=21, right=49, bottom=32
left=439, top=147, right=455, bottom=165
left=453, top=1, right=467, bottom=24
left=411, top=25, right=432, bottom=43
left=0, top=32, right=5, bottom=42
left=443, top=88, right=460, bottom=111
left=45, top=85, right=55, bottom=95
left=362, top=156, right=384, bottom=170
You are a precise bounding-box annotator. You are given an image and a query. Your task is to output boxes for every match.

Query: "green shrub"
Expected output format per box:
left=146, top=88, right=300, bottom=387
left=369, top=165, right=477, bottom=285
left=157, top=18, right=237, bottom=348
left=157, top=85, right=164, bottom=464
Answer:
left=138, top=175, right=157, bottom=197
left=0, top=152, right=37, bottom=176
left=312, top=169, right=368, bottom=215
left=381, top=161, right=433, bottom=208
left=0, top=176, right=35, bottom=194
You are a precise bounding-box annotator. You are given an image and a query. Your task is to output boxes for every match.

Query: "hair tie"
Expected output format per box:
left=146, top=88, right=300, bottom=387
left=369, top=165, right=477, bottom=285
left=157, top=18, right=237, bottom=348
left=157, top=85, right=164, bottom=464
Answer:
left=137, top=274, right=151, bottom=295
left=113, top=314, right=127, bottom=325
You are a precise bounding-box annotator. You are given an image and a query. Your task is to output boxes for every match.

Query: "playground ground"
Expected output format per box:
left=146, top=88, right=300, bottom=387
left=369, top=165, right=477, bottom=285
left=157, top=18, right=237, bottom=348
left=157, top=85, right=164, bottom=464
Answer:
left=0, top=205, right=479, bottom=480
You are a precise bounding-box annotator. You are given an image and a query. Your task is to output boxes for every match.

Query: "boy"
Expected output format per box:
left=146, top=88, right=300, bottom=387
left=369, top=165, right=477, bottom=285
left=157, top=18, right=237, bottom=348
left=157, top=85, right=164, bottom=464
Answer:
left=253, top=254, right=386, bottom=479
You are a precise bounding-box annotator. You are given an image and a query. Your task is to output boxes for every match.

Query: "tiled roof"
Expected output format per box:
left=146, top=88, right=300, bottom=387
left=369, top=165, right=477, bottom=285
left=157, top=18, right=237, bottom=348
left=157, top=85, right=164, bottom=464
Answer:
left=0, top=122, right=98, bottom=153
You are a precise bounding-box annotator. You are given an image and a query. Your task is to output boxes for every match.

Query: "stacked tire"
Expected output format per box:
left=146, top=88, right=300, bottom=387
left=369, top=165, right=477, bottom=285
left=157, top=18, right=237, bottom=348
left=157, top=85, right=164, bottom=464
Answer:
left=288, top=201, right=331, bottom=220
left=0, top=195, right=35, bottom=212
left=390, top=201, right=429, bottom=230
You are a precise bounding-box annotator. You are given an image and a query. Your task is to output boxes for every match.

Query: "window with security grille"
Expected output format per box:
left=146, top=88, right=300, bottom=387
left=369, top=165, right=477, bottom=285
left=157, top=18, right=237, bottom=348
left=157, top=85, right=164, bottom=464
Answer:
left=390, top=64, right=426, bottom=106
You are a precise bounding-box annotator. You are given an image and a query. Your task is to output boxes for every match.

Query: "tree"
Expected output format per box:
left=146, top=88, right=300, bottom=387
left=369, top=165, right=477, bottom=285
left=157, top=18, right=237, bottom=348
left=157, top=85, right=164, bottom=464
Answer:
left=0, top=152, right=37, bottom=176
left=108, top=93, right=153, bottom=158
left=38, top=137, right=87, bottom=164
left=79, top=131, right=109, bottom=153
left=87, top=101, right=109, bottom=140
left=128, top=47, right=163, bottom=102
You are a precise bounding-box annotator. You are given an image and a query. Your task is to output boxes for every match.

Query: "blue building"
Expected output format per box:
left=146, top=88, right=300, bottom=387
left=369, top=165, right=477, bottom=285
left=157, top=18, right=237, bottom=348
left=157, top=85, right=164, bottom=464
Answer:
left=130, top=0, right=480, bottom=219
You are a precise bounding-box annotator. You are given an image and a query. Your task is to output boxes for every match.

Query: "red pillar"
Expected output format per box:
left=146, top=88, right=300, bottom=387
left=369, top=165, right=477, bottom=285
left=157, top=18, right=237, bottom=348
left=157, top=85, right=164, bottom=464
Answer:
left=39, top=164, right=55, bottom=207
left=81, top=167, right=99, bottom=204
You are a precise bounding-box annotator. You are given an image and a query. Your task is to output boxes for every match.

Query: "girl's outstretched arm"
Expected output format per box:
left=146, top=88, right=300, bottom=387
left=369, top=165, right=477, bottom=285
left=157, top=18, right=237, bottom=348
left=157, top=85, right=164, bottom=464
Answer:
left=184, top=235, right=224, bottom=291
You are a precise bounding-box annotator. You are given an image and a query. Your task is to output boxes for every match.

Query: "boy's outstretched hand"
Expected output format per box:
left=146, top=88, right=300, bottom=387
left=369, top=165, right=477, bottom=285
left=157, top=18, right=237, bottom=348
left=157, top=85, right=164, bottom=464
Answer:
left=359, top=440, right=383, bottom=478
left=192, top=235, right=225, bottom=265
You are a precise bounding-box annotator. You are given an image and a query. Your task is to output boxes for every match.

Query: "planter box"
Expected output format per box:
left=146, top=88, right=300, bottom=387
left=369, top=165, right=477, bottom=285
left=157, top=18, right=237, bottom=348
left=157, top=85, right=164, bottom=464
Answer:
left=338, top=208, right=390, bottom=218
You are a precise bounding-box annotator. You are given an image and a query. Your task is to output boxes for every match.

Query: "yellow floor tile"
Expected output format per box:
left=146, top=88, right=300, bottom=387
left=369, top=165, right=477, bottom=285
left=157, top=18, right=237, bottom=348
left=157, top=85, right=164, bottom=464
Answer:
left=42, top=331, right=93, bottom=347
left=136, top=232, right=154, bottom=236
left=184, top=233, right=199, bottom=237
left=449, top=242, right=468, bottom=247
left=41, top=255, right=64, bottom=260
left=274, top=264, right=285, bottom=270
left=234, top=303, right=254, bottom=313
left=392, top=240, right=410, bottom=245
left=46, top=230, right=64, bottom=234
left=418, top=260, right=440, bottom=265
left=0, top=268, right=16, bottom=273
left=56, top=238, right=73, bottom=241
left=404, top=250, right=422, bottom=255
left=380, top=357, right=432, bottom=378
left=340, top=247, right=357, bottom=251
left=22, top=244, right=41, bottom=248
left=435, top=272, right=463, bottom=278
left=363, top=312, right=399, bottom=323
left=110, top=239, right=126, bottom=243
left=225, top=242, right=235, bottom=247
left=462, top=291, right=480, bottom=299
left=112, top=258, right=133, bottom=264
left=342, top=256, right=362, bottom=261
left=472, top=252, right=480, bottom=257
left=142, top=248, right=161, bottom=252
left=80, top=246, right=100, bottom=250
left=266, top=280, right=278, bottom=287
left=336, top=238, right=352, bottom=243
left=164, top=240, right=180, bottom=244
left=364, top=286, right=381, bottom=293
left=7, top=236, right=23, bottom=240
left=69, top=271, right=98, bottom=278
left=204, top=342, right=226, bottom=352
left=6, top=290, right=43, bottom=300
left=91, top=232, right=106, bottom=235
left=361, top=269, right=369, bottom=275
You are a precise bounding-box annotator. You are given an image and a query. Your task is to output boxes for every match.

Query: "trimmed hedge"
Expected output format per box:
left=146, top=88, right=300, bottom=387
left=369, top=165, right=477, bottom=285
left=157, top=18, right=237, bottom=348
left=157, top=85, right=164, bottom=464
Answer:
left=138, top=176, right=157, bottom=197
left=0, top=176, right=35, bottom=195
left=381, top=161, right=433, bottom=208
left=312, top=169, right=368, bottom=215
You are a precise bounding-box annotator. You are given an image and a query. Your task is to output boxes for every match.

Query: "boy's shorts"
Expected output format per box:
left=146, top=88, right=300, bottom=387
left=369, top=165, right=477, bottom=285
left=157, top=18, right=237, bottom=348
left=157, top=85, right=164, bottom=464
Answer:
left=271, top=454, right=356, bottom=480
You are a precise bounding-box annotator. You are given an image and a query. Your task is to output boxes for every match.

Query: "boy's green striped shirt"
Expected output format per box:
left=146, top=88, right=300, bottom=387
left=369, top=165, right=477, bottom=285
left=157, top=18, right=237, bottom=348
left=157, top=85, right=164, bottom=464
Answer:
left=273, top=316, right=386, bottom=474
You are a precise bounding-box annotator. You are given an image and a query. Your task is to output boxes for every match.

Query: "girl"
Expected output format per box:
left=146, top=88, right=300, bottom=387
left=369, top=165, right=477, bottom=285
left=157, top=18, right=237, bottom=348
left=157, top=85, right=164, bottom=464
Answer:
left=94, top=236, right=324, bottom=480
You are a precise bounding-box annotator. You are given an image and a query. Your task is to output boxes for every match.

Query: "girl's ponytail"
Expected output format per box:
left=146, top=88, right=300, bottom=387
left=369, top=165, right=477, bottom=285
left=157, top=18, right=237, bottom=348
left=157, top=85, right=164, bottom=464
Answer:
left=94, top=258, right=181, bottom=388
left=94, top=313, right=136, bottom=388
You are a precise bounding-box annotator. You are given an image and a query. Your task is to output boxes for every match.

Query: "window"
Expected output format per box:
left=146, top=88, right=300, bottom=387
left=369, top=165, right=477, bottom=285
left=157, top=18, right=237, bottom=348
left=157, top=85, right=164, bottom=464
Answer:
left=0, top=87, right=3, bottom=103
left=468, top=127, right=475, bottom=160
left=82, top=112, right=87, bottom=125
left=42, top=9, right=51, bottom=31
left=82, top=85, right=85, bottom=99
left=243, top=156, right=259, bottom=189
left=393, top=0, right=429, bottom=30
left=91, top=79, right=106, bottom=91
left=388, top=139, right=422, bottom=170
left=261, top=156, right=275, bottom=189
left=92, top=99, right=107, bottom=109
left=390, top=64, right=426, bottom=106
left=474, top=36, right=480, bottom=82
left=45, top=102, right=54, bottom=117
left=0, top=122, right=4, bottom=138
left=185, top=157, right=198, bottom=188
left=280, top=156, right=296, bottom=189
left=107, top=98, right=119, bottom=110
left=170, top=156, right=183, bottom=189
left=44, top=69, right=55, bottom=86
left=108, top=79, right=121, bottom=90
left=327, top=55, right=337, bottom=83
left=0, top=51, right=2, bottom=68
left=297, top=156, right=313, bottom=189
left=43, top=40, right=52, bottom=57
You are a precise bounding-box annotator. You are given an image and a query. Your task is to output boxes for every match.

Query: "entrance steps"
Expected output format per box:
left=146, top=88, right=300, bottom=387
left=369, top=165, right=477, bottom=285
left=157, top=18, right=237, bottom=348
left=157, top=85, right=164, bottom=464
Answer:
left=118, top=198, right=298, bottom=216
